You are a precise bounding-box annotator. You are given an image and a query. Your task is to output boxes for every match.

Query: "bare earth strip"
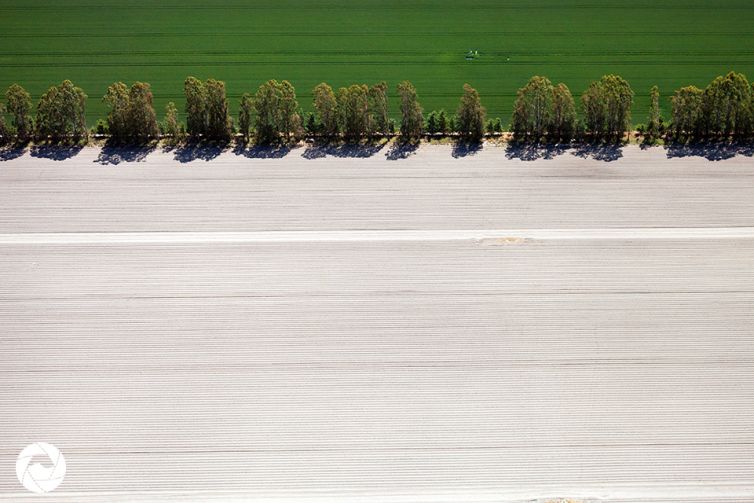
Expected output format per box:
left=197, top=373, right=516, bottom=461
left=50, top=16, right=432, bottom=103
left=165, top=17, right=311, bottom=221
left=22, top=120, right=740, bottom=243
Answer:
left=1, top=144, right=754, bottom=233
left=0, top=145, right=753, bottom=502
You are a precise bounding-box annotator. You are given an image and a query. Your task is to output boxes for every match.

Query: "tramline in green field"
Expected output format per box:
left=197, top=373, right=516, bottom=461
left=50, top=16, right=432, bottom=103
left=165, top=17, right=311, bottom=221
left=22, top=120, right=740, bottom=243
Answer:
left=2, top=0, right=754, bottom=126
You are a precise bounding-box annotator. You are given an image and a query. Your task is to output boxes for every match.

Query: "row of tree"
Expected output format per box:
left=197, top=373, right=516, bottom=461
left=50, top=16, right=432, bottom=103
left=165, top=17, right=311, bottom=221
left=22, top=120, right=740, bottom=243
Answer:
left=670, top=72, right=753, bottom=140
left=510, top=71, right=754, bottom=142
left=0, top=77, right=486, bottom=144
left=0, top=80, right=87, bottom=143
left=512, top=74, right=634, bottom=141
left=2, top=73, right=754, bottom=144
left=236, top=80, right=483, bottom=142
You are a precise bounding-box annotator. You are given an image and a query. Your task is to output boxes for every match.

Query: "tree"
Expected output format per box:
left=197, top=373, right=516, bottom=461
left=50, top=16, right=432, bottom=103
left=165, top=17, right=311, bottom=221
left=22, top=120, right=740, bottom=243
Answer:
left=313, top=83, right=338, bottom=138
left=703, top=71, right=751, bottom=137
left=550, top=83, right=576, bottom=140
left=5, top=84, right=33, bottom=141
left=104, top=82, right=158, bottom=143
left=338, top=84, right=370, bottom=139
left=184, top=76, right=207, bottom=138
left=581, top=74, right=633, bottom=140
left=103, top=82, right=130, bottom=140
left=368, top=81, right=389, bottom=136
left=0, top=103, right=8, bottom=144
left=396, top=80, right=423, bottom=140
left=205, top=79, right=231, bottom=141
left=305, top=112, right=318, bottom=135
left=128, top=82, right=159, bottom=141
left=254, top=79, right=281, bottom=143
left=581, top=81, right=607, bottom=139
left=485, top=119, right=496, bottom=134
left=163, top=101, right=181, bottom=142
left=602, top=75, right=634, bottom=139
left=238, top=93, right=253, bottom=141
left=253, top=79, right=301, bottom=143
left=92, top=119, right=108, bottom=135
left=671, top=86, right=704, bottom=139
left=437, top=110, right=448, bottom=134
left=456, top=84, right=486, bottom=141
left=35, top=80, right=87, bottom=142
left=511, top=76, right=553, bottom=139
left=278, top=80, right=301, bottom=140
left=646, top=85, right=661, bottom=141
left=749, top=82, right=754, bottom=133
left=448, top=115, right=457, bottom=134
left=426, top=110, right=439, bottom=135
left=751, top=81, right=754, bottom=133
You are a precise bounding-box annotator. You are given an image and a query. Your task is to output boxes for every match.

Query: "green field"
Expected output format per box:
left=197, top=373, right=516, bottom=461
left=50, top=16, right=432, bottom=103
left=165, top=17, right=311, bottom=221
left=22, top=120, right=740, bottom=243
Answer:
left=2, top=0, right=754, bottom=127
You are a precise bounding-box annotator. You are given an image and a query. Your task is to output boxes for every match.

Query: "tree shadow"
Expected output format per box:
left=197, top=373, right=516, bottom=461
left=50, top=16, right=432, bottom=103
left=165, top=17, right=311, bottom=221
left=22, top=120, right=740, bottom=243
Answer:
left=664, top=140, right=754, bottom=161
left=451, top=140, right=483, bottom=158
left=302, top=140, right=386, bottom=159
left=94, top=141, right=157, bottom=165
left=385, top=140, right=419, bottom=161
left=505, top=141, right=570, bottom=161
left=161, top=143, right=178, bottom=154
left=29, top=143, right=84, bottom=161
left=233, top=142, right=292, bottom=159
left=173, top=141, right=229, bottom=163
left=0, top=144, right=27, bottom=161
left=572, top=142, right=624, bottom=162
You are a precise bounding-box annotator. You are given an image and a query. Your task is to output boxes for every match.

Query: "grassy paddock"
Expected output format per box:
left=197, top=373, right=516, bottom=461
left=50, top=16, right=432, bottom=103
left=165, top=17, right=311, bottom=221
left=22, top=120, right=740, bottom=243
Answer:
left=1, top=0, right=753, bottom=126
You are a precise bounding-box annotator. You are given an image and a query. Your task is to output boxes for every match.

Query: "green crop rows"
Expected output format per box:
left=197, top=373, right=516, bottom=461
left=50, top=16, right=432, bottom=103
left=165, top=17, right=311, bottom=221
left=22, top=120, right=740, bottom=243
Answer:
left=2, top=0, right=753, bottom=126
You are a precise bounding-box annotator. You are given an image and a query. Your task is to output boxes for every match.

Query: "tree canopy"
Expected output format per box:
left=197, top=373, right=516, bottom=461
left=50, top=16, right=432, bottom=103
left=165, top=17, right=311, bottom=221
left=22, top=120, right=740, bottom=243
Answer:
left=0, top=103, right=8, bottom=144
left=163, top=101, right=181, bottom=142
left=253, top=79, right=302, bottom=144
left=456, top=84, right=486, bottom=141
left=368, top=82, right=390, bottom=136
left=205, top=79, right=232, bottom=141
left=182, top=77, right=231, bottom=141
left=35, top=80, right=87, bottom=142
left=512, top=76, right=553, bottom=139
left=581, top=74, right=634, bottom=140
left=671, top=86, right=704, bottom=139
left=703, top=71, right=751, bottom=137
left=338, top=84, right=370, bottom=139
left=313, top=83, right=338, bottom=137
left=104, top=81, right=159, bottom=143
left=184, top=76, right=207, bottom=138
left=238, top=93, right=253, bottom=141
left=511, top=77, right=576, bottom=141
left=646, top=85, right=661, bottom=141
left=397, top=81, right=423, bottom=140
left=671, top=72, right=753, bottom=140
left=550, top=83, right=577, bottom=140
left=5, top=84, right=33, bottom=141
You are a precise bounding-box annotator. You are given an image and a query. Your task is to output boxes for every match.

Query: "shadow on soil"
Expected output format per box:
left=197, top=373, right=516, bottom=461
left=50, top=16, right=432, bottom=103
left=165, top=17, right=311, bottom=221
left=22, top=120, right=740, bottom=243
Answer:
left=233, top=143, right=292, bottom=159
left=505, top=141, right=570, bottom=161
left=29, top=143, right=84, bottom=161
left=95, top=141, right=157, bottom=165
left=664, top=141, right=754, bottom=161
left=571, top=142, right=624, bottom=162
left=385, top=141, right=420, bottom=161
left=451, top=140, right=483, bottom=158
left=302, top=140, right=386, bottom=159
left=0, top=143, right=27, bottom=161
left=173, top=141, right=230, bottom=162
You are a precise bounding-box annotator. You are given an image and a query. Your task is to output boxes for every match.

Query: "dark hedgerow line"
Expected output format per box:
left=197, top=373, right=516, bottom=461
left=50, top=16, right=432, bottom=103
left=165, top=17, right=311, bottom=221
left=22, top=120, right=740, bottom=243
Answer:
left=1, top=72, right=753, bottom=146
